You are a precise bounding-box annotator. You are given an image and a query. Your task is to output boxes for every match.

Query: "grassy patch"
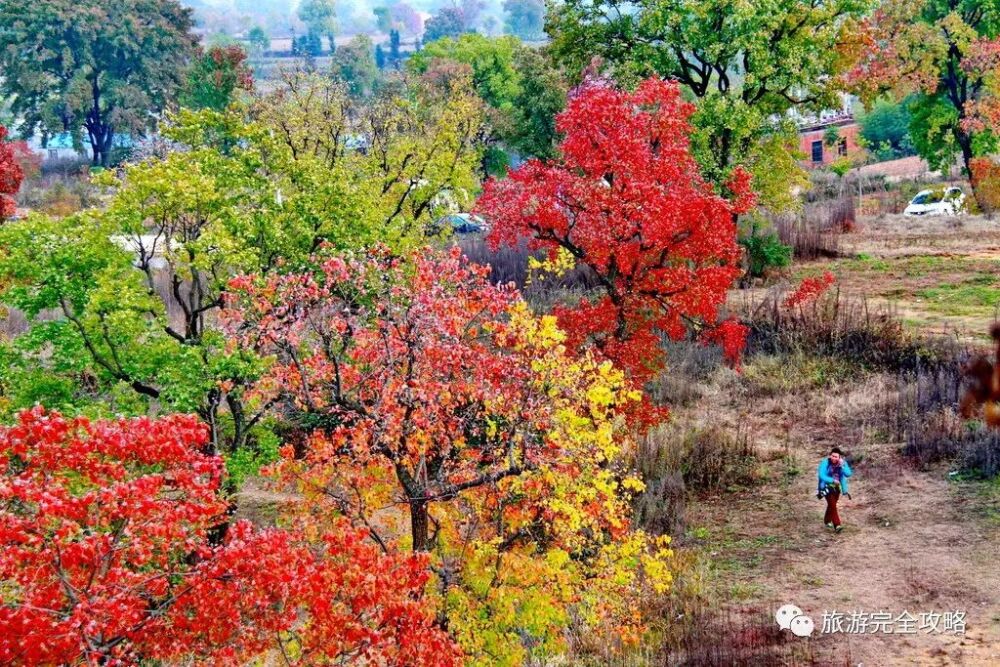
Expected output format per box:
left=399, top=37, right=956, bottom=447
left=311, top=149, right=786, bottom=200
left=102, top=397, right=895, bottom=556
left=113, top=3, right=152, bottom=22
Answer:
left=796, top=254, right=977, bottom=284
left=955, top=477, right=1000, bottom=528
left=914, top=273, right=1000, bottom=316
left=727, top=581, right=765, bottom=601
left=840, top=254, right=891, bottom=272
left=743, top=353, right=860, bottom=396
left=897, top=255, right=951, bottom=277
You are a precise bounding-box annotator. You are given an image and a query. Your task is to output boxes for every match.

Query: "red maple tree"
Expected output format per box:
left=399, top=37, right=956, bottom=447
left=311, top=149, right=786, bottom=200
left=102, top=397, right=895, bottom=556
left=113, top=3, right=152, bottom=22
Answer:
left=475, top=77, right=755, bottom=383
left=223, top=245, right=641, bottom=555
left=0, top=407, right=458, bottom=666
left=0, top=125, right=24, bottom=219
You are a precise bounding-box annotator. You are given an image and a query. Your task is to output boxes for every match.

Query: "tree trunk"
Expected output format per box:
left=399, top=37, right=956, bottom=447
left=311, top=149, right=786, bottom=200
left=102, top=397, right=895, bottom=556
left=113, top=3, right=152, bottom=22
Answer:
left=85, top=121, right=114, bottom=167
left=955, top=127, right=987, bottom=215
left=410, top=498, right=430, bottom=551
left=86, top=73, right=111, bottom=166
left=99, top=128, right=114, bottom=167
left=201, top=387, right=221, bottom=456
left=226, top=392, right=248, bottom=453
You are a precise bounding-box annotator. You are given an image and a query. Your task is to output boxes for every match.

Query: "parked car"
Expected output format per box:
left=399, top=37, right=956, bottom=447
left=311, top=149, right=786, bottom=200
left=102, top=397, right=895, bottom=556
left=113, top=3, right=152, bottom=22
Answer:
left=903, top=187, right=966, bottom=216
left=427, top=213, right=488, bottom=235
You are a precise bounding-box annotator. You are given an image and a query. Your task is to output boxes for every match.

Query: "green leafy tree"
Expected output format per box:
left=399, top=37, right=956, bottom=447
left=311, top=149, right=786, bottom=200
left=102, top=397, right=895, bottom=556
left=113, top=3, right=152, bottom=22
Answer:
left=295, top=31, right=324, bottom=59
left=0, top=0, right=198, bottom=166
left=423, top=7, right=468, bottom=42
left=374, top=6, right=393, bottom=32
left=847, top=0, right=1000, bottom=201
left=858, top=97, right=915, bottom=160
left=546, top=0, right=871, bottom=211
left=180, top=45, right=254, bottom=112
left=504, top=46, right=567, bottom=159
left=247, top=26, right=270, bottom=55
left=331, top=35, right=379, bottom=97
left=739, top=224, right=792, bottom=279
left=0, top=70, right=484, bottom=457
left=504, top=0, right=545, bottom=40
left=410, top=36, right=568, bottom=160
left=410, top=34, right=522, bottom=110
left=409, top=34, right=521, bottom=173
left=823, top=126, right=842, bottom=148
left=376, top=43, right=387, bottom=69
left=297, top=0, right=337, bottom=53
left=390, top=29, right=402, bottom=68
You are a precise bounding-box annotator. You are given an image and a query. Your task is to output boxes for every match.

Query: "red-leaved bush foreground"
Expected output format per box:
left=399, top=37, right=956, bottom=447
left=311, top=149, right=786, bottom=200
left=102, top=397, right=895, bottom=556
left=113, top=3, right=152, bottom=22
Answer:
left=784, top=271, right=836, bottom=309
left=476, top=77, right=755, bottom=383
left=0, top=407, right=459, bottom=666
left=0, top=125, right=24, bottom=219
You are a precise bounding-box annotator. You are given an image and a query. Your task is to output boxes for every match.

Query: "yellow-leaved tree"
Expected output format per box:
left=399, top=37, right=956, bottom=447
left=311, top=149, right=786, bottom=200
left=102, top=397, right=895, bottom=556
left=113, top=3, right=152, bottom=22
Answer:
left=0, top=68, right=485, bottom=461
left=224, top=246, right=675, bottom=664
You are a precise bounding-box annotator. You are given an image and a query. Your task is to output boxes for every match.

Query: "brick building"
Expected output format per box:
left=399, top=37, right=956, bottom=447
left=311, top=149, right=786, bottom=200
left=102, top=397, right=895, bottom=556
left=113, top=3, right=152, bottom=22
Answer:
left=798, top=116, right=861, bottom=168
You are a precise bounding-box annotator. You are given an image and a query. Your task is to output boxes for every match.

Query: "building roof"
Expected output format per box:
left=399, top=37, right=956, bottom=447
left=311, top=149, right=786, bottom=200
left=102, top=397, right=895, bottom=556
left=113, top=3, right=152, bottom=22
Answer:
left=798, top=114, right=857, bottom=133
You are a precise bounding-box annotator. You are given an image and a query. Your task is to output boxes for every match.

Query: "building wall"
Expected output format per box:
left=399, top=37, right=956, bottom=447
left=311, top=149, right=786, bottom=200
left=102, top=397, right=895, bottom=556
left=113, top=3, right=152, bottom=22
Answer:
left=798, top=122, right=861, bottom=168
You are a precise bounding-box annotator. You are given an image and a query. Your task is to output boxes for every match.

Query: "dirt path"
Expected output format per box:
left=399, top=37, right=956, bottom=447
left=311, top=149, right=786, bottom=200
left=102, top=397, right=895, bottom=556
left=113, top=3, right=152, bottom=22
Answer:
left=767, top=453, right=1000, bottom=664
left=681, top=372, right=1000, bottom=665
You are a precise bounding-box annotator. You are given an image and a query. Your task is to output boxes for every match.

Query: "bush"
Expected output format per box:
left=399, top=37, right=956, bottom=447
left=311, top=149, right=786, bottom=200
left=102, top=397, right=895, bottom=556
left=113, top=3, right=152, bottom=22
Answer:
left=681, top=427, right=760, bottom=492
left=957, top=429, right=1000, bottom=479
left=828, top=192, right=857, bottom=232
left=646, top=338, right=725, bottom=407
left=634, top=470, right=687, bottom=536
left=457, top=235, right=601, bottom=289
left=739, top=231, right=792, bottom=279
left=17, top=169, right=101, bottom=216
left=859, top=97, right=915, bottom=160
left=970, top=157, right=1000, bottom=218
left=638, top=424, right=760, bottom=498
left=630, top=423, right=760, bottom=543
left=893, top=364, right=1000, bottom=480
left=742, top=289, right=942, bottom=373
left=900, top=407, right=1000, bottom=479
left=742, top=353, right=860, bottom=397
left=772, top=213, right=840, bottom=260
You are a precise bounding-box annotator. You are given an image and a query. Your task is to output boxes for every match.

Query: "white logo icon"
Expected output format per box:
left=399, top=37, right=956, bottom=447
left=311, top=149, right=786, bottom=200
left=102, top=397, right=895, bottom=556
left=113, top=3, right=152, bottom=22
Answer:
left=776, top=602, right=814, bottom=637
left=790, top=614, right=815, bottom=637
left=775, top=603, right=803, bottom=630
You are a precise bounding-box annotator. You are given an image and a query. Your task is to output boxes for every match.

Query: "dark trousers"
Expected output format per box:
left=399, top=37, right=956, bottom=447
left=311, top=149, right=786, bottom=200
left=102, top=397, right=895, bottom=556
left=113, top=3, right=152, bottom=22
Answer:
left=824, top=489, right=841, bottom=527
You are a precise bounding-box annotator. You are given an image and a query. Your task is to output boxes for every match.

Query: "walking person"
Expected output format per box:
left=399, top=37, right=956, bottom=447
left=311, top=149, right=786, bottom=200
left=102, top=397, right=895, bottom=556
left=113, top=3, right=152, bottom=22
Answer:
left=817, top=447, right=853, bottom=532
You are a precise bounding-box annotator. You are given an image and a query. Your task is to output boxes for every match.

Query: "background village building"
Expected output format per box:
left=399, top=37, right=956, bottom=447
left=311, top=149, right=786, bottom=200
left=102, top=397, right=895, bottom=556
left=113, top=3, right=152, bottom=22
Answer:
left=798, top=114, right=861, bottom=168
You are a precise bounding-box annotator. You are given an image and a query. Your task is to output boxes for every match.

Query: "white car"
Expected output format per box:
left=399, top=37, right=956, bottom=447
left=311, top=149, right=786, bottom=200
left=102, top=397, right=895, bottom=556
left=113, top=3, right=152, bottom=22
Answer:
left=903, top=187, right=966, bottom=217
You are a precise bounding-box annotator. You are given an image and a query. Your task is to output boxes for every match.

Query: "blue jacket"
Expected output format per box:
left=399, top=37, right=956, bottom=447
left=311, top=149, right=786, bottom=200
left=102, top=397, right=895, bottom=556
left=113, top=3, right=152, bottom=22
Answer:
left=817, top=457, right=853, bottom=495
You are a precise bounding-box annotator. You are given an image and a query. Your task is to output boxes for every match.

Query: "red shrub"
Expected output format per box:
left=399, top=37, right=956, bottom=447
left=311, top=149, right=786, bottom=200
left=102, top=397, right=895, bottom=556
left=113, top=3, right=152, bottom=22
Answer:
left=970, top=157, right=1000, bottom=216
left=0, top=408, right=458, bottom=666
left=784, top=271, right=836, bottom=309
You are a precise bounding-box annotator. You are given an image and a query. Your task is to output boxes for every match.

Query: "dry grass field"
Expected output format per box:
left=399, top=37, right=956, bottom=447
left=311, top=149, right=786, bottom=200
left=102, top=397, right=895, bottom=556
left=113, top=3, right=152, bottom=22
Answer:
left=795, top=213, right=1000, bottom=343
left=637, top=212, right=1000, bottom=665
left=665, top=365, right=1000, bottom=665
